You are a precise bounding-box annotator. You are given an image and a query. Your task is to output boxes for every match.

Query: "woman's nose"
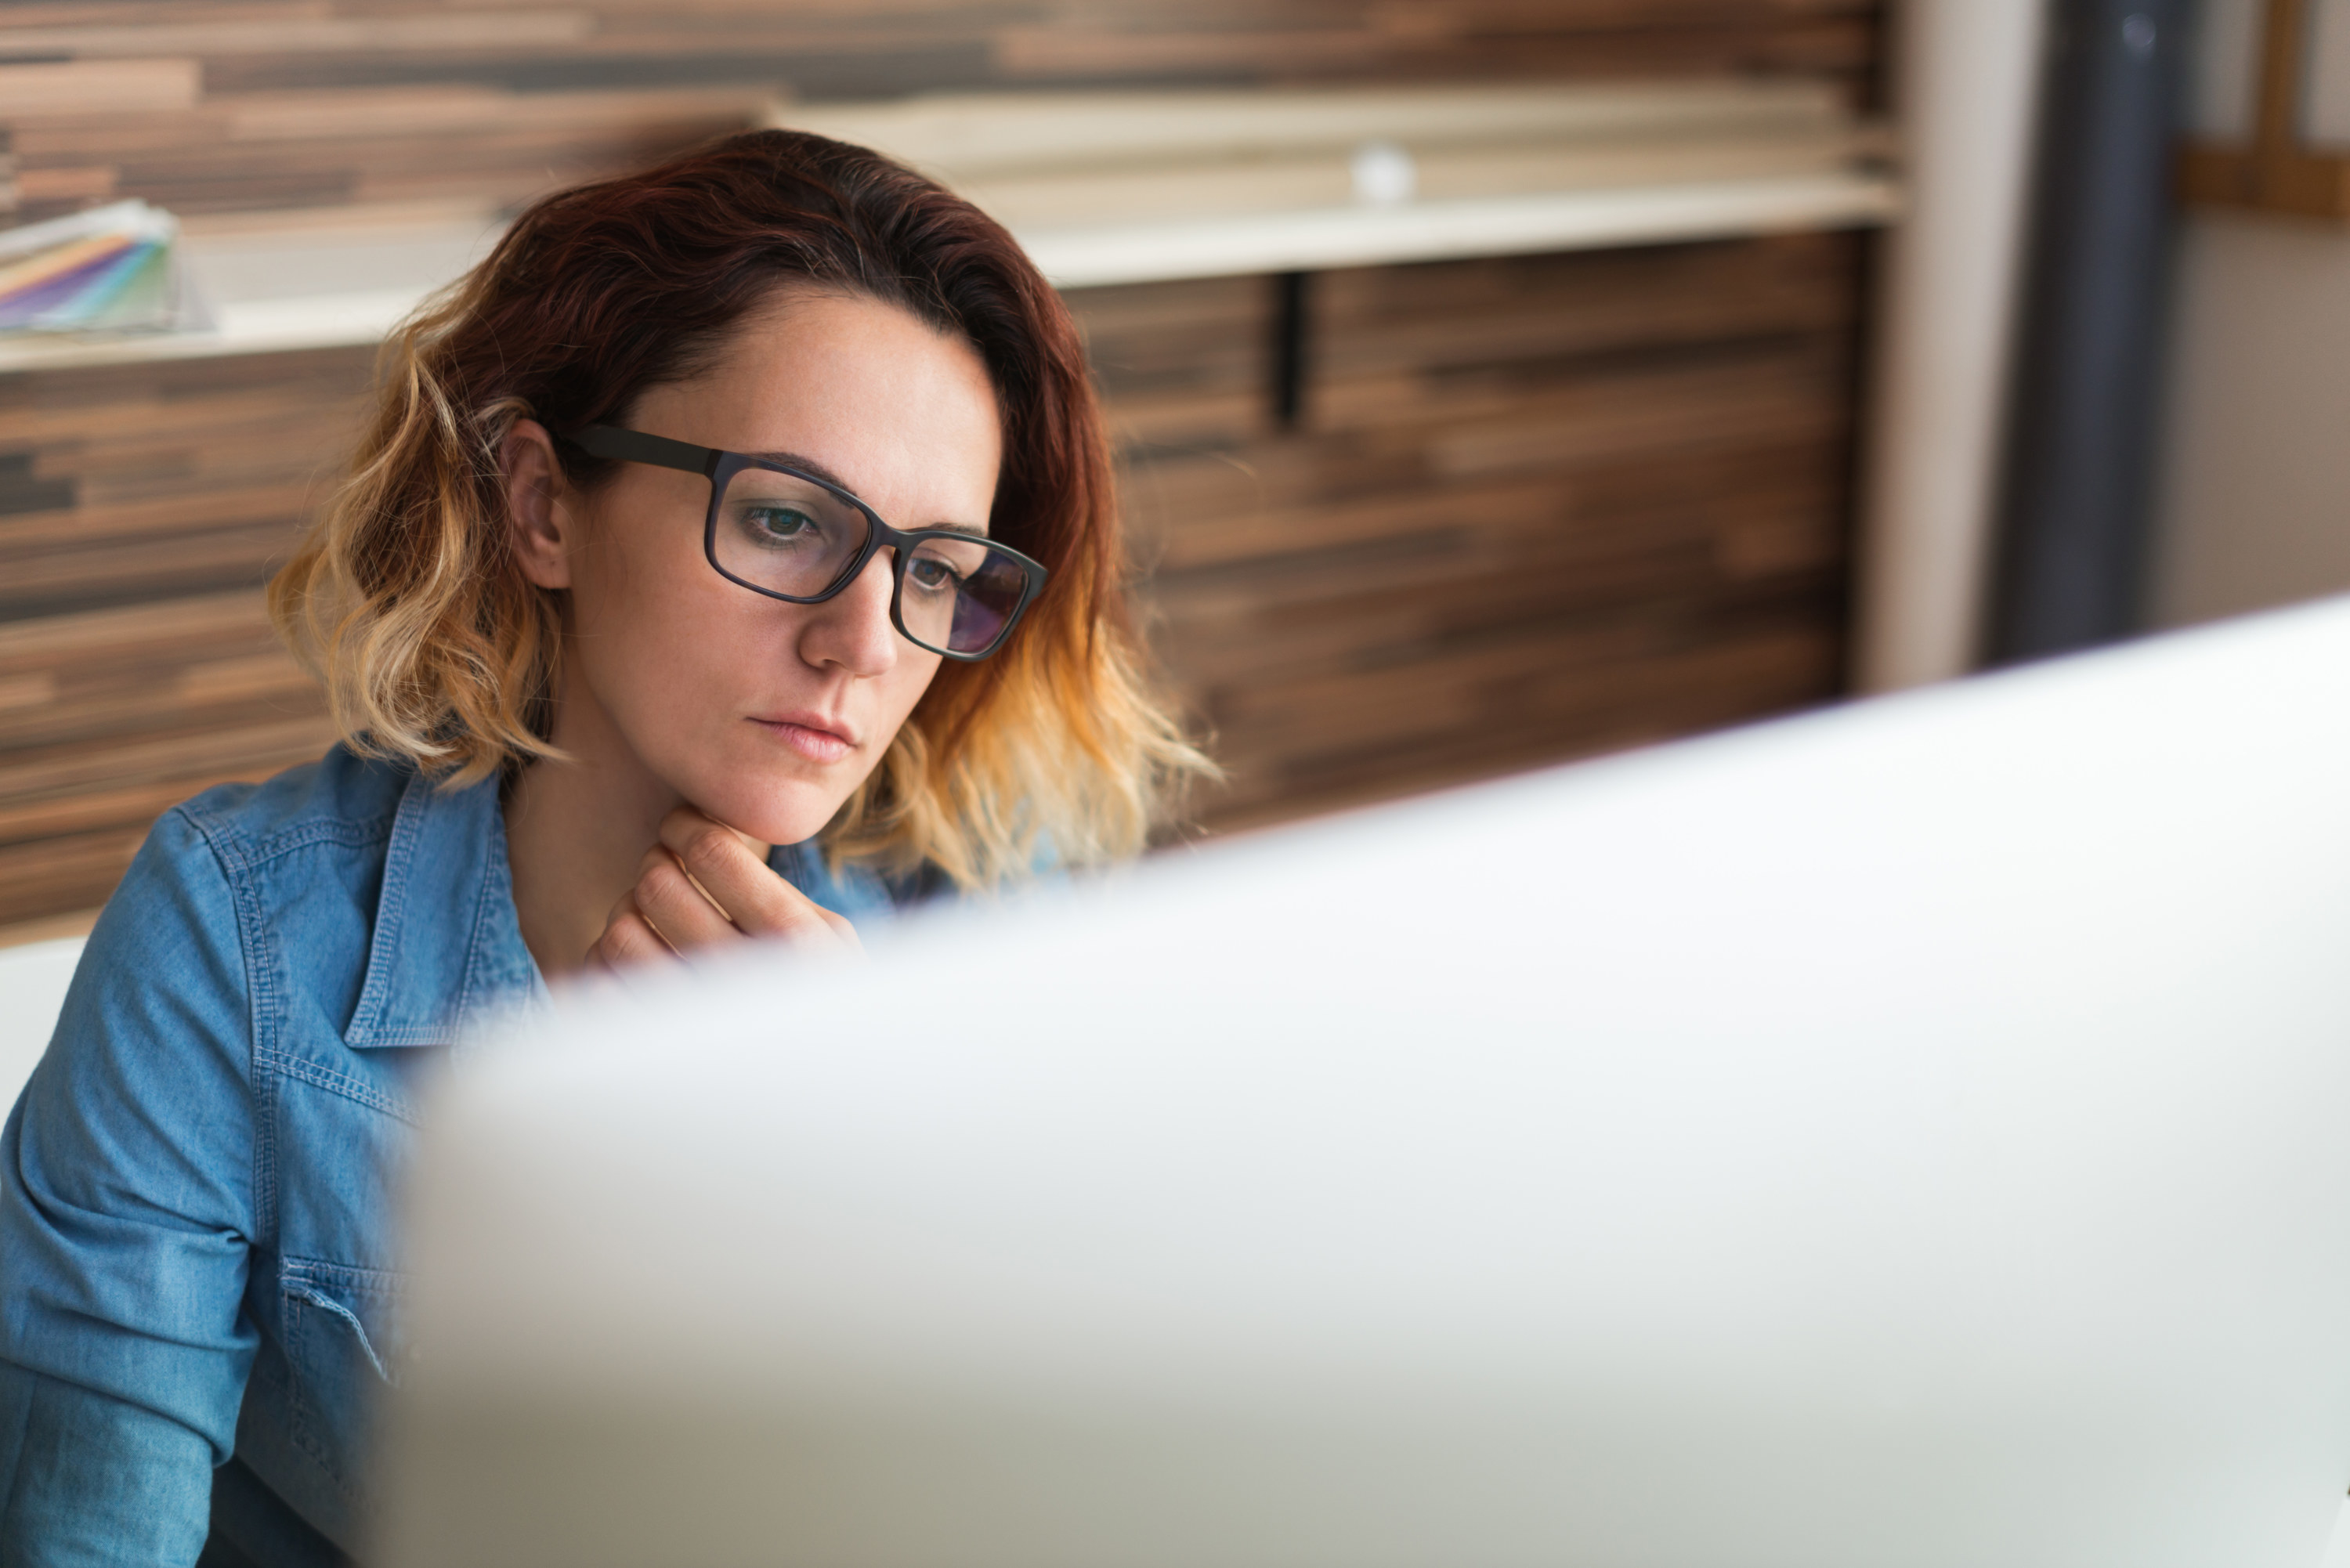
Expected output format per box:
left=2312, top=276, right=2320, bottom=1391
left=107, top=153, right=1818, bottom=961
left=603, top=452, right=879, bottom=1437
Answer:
left=796, top=551, right=900, bottom=677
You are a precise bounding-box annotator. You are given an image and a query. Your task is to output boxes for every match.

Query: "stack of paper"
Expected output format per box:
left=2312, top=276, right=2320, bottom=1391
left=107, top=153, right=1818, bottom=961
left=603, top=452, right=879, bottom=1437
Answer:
left=0, top=200, right=211, bottom=337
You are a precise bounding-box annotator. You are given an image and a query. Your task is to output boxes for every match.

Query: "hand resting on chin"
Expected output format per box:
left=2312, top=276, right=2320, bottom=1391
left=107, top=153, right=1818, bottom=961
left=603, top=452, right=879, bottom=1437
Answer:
left=588, top=804, right=862, bottom=970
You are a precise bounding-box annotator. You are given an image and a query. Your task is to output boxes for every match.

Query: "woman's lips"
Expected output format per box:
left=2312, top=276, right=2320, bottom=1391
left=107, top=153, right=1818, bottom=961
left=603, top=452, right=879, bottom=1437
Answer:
left=750, top=715, right=855, bottom=764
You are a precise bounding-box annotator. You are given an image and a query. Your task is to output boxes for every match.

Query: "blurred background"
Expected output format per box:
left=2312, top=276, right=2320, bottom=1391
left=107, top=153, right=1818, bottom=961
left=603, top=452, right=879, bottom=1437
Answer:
left=0, top=0, right=2342, bottom=945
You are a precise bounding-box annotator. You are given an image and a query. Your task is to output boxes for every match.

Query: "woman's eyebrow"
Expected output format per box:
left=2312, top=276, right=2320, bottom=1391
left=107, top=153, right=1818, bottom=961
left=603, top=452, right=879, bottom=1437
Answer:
left=748, top=450, right=989, bottom=536
left=748, top=449, right=853, bottom=491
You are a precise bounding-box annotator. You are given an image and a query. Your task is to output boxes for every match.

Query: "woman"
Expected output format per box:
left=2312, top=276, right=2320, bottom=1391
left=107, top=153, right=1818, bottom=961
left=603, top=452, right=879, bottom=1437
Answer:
left=0, top=130, right=1203, bottom=1565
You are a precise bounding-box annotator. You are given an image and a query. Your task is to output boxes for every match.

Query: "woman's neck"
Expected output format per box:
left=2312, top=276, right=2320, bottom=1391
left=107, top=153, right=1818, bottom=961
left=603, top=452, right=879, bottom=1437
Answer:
left=501, top=682, right=695, bottom=977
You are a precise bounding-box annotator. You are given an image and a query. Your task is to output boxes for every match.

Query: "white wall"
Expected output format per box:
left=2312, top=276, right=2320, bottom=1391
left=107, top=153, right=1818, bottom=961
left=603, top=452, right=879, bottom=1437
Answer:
left=0, top=938, right=81, bottom=1113
left=2149, top=0, right=2350, bottom=627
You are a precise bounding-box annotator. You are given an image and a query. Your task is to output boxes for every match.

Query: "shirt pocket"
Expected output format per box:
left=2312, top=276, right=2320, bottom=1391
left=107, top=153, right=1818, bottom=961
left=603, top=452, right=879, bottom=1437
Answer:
left=280, top=1255, right=405, bottom=1496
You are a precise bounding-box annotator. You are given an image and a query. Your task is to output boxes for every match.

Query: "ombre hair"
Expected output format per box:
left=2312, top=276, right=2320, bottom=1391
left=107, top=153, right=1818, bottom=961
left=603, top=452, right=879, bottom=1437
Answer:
left=269, top=128, right=1207, bottom=889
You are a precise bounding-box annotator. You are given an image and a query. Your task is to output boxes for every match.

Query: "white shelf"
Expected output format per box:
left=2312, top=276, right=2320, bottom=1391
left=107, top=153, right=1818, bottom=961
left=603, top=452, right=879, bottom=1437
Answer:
left=0, top=171, right=1894, bottom=376
left=1025, top=172, right=1898, bottom=290
left=0, top=287, right=430, bottom=373
left=0, top=215, right=497, bottom=374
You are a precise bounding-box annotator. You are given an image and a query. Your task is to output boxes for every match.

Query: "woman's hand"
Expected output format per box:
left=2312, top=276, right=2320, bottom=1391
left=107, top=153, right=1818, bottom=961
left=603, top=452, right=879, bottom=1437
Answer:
left=586, top=805, right=862, bottom=971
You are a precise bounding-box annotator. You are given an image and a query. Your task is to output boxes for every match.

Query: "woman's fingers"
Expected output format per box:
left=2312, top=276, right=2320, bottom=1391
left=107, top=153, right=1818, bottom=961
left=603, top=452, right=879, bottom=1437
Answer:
left=588, top=892, right=676, bottom=971
left=591, top=805, right=862, bottom=971
left=812, top=904, right=863, bottom=950
left=656, top=806, right=844, bottom=947
left=627, top=844, right=739, bottom=951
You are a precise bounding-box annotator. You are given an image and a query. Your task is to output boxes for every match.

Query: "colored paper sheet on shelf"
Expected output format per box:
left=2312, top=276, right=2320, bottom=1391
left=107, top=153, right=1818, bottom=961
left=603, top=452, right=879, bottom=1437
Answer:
left=87, top=245, right=172, bottom=320
left=0, top=241, right=153, bottom=327
left=0, top=199, right=208, bottom=337
left=0, top=234, right=136, bottom=299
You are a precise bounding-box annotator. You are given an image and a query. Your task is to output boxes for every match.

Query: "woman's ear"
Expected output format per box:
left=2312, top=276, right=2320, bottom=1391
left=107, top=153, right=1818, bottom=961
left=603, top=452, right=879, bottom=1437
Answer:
left=502, top=419, right=577, bottom=590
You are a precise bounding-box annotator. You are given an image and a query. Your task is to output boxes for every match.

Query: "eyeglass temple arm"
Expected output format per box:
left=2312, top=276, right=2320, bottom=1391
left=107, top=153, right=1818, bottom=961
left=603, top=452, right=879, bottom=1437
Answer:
left=569, top=425, right=721, bottom=478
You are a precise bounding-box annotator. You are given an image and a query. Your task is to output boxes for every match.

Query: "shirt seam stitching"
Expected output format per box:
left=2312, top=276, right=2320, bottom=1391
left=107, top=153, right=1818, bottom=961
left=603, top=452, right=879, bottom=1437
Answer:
left=168, top=805, right=280, bottom=1248
left=253, top=1047, right=419, bottom=1126
left=344, top=773, right=428, bottom=1044
left=280, top=1256, right=407, bottom=1295
left=172, top=810, right=392, bottom=869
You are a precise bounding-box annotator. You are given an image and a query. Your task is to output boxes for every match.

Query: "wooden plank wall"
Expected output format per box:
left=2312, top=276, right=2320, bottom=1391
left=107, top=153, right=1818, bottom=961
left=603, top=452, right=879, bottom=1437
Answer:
left=0, top=351, right=364, bottom=933
left=1, top=2, right=1877, bottom=224
left=1097, top=233, right=1864, bottom=829
left=0, top=0, right=1883, bottom=935
left=0, top=237, right=1867, bottom=930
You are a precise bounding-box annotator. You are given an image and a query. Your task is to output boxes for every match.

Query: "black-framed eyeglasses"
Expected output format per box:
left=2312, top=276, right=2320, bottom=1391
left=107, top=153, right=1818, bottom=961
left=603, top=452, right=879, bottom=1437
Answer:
left=564, top=425, right=1047, bottom=662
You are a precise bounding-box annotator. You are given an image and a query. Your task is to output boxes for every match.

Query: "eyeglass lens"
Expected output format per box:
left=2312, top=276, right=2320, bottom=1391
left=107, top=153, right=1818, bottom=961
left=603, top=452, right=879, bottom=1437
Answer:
left=714, top=466, right=870, bottom=599
left=712, top=465, right=1029, bottom=656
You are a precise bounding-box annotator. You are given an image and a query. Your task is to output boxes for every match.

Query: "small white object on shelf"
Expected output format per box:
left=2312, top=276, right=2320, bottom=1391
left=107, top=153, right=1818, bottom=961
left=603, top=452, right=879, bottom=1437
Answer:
left=1349, top=140, right=1417, bottom=207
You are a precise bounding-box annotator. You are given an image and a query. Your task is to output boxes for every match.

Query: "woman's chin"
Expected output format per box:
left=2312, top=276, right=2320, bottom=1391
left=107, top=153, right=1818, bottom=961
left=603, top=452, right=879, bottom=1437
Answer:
left=693, top=777, right=854, bottom=850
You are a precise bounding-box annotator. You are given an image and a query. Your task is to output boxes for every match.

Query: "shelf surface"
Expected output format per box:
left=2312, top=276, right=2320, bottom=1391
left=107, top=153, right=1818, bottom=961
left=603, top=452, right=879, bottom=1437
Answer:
left=0, top=171, right=1893, bottom=376
left=1025, top=172, right=1898, bottom=288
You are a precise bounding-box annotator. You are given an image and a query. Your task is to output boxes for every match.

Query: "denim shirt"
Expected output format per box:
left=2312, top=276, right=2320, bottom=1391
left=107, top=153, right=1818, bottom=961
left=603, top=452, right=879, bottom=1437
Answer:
left=0, top=745, right=913, bottom=1566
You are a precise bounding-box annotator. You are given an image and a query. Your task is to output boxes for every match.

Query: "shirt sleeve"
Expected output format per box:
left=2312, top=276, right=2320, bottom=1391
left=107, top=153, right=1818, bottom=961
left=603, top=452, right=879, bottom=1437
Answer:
left=0, top=1364, right=214, bottom=1567
left=0, top=807, right=262, bottom=1563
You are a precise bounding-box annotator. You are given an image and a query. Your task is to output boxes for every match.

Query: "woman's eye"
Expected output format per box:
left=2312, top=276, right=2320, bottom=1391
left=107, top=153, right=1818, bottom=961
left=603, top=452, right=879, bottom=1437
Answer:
left=906, top=557, right=964, bottom=592
left=745, top=507, right=817, bottom=544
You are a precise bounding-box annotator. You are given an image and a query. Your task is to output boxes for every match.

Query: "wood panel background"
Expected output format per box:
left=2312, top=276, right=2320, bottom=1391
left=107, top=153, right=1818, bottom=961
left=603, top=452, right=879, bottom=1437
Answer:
left=0, top=0, right=1883, bottom=937
left=0, top=349, right=365, bottom=933
left=1, top=2, right=1878, bottom=225
left=1103, top=233, right=1863, bottom=829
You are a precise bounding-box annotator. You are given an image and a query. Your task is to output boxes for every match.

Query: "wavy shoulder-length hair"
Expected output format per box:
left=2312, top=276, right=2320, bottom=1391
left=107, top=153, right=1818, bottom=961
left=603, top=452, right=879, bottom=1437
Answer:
left=271, top=128, right=1208, bottom=890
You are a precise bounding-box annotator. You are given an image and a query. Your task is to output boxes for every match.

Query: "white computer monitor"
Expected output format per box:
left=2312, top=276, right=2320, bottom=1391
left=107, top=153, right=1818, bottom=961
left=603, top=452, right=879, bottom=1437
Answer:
left=379, top=595, right=2350, bottom=1568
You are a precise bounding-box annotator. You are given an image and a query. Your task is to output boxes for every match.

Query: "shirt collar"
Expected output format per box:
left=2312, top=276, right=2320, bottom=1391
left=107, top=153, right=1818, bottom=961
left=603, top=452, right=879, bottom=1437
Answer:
left=343, top=767, right=548, bottom=1049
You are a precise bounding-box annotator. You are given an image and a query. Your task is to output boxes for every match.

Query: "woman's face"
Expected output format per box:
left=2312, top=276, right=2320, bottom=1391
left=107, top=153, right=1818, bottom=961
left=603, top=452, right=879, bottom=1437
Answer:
left=530, top=290, right=1003, bottom=847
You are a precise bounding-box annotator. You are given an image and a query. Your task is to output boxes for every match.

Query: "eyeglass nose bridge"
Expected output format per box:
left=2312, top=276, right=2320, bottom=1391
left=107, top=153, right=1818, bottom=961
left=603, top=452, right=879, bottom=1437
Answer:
left=568, top=424, right=1045, bottom=661
left=848, top=526, right=997, bottom=663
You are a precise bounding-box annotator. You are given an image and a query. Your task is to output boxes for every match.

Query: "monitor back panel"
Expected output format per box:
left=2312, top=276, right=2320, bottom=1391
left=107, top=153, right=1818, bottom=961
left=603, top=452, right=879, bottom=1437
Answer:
left=381, top=598, right=2350, bottom=1568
